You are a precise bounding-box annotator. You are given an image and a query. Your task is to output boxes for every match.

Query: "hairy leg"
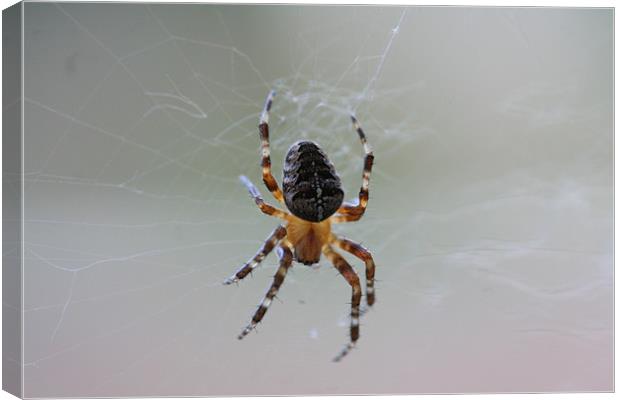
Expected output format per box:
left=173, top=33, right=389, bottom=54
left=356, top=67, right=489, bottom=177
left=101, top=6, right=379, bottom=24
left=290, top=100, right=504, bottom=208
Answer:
left=331, top=235, right=376, bottom=306
left=258, top=90, right=285, bottom=204
left=323, top=245, right=362, bottom=362
left=240, top=175, right=290, bottom=220
left=238, top=244, right=293, bottom=339
left=332, top=115, right=374, bottom=223
left=224, top=225, right=287, bottom=285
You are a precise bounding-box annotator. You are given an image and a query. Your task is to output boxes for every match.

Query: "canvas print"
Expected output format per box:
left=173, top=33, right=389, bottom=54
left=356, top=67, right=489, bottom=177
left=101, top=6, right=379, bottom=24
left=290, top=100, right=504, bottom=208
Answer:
left=2, top=3, right=613, bottom=397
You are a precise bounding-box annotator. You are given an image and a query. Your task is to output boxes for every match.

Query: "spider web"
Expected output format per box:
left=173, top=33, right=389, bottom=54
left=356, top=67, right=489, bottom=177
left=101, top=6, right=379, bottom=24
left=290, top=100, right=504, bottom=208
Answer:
left=16, top=3, right=612, bottom=397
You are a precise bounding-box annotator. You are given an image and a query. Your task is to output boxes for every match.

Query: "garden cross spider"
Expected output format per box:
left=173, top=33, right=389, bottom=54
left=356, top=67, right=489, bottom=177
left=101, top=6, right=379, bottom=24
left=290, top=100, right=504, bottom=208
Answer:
left=224, top=90, right=376, bottom=362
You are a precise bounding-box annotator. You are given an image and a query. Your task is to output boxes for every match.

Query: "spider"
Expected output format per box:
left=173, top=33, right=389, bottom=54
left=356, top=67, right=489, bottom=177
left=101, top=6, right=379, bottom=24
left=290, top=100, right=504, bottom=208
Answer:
left=224, top=90, right=376, bottom=362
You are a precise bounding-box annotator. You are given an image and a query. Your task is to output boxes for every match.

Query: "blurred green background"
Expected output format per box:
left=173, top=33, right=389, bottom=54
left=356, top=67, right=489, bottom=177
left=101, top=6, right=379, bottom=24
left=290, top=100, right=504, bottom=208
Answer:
left=21, top=3, right=612, bottom=396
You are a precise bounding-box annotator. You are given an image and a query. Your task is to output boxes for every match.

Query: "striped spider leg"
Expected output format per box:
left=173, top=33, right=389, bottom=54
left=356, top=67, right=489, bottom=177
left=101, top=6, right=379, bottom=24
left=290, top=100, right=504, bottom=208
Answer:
left=331, top=235, right=376, bottom=307
left=223, top=225, right=287, bottom=285
left=239, top=175, right=290, bottom=221
left=323, top=245, right=362, bottom=362
left=238, top=244, right=294, bottom=339
left=258, top=90, right=285, bottom=205
left=331, top=115, right=374, bottom=223
left=224, top=176, right=290, bottom=285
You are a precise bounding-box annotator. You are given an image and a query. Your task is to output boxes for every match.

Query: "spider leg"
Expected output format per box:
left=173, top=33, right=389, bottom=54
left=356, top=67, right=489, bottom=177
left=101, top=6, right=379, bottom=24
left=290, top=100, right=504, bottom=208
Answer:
left=240, top=175, right=290, bottom=221
left=332, top=115, right=374, bottom=224
left=238, top=243, right=293, bottom=339
left=331, top=236, right=376, bottom=307
left=224, top=225, right=287, bottom=285
left=258, top=90, right=285, bottom=204
left=323, top=245, right=362, bottom=362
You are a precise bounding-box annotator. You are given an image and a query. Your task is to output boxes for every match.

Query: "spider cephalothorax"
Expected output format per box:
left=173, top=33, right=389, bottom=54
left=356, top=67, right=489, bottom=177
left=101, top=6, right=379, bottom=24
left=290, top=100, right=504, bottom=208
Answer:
left=283, top=140, right=344, bottom=223
left=225, top=90, right=375, bottom=362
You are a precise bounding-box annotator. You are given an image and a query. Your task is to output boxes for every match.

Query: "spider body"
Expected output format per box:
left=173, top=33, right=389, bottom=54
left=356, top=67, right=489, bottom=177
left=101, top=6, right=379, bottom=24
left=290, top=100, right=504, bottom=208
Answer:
left=285, top=215, right=332, bottom=265
left=225, top=90, right=376, bottom=362
left=283, top=140, right=344, bottom=223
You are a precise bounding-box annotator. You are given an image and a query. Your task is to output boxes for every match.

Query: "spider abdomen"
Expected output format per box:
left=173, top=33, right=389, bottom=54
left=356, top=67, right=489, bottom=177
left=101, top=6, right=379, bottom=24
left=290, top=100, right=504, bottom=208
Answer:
left=283, top=141, right=344, bottom=222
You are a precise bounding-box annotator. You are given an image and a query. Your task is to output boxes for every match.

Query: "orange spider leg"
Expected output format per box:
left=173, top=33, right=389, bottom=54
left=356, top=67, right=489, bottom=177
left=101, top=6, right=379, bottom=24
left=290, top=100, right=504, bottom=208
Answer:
left=238, top=243, right=293, bottom=339
left=240, top=175, right=290, bottom=221
left=323, top=245, right=362, bottom=362
left=332, top=115, right=374, bottom=223
left=258, top=90, right=285, bottom=204
left=331, top=235, right=376, bottom=307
